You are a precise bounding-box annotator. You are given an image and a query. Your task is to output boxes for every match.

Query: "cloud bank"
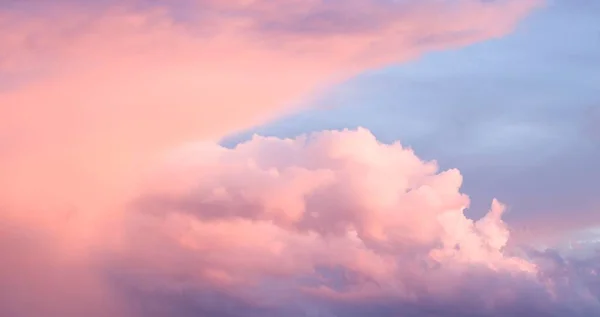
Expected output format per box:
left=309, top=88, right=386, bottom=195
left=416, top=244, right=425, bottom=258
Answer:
left=7, top=1, right=599, bottom=317
left=3, top=128, right=600, bottom=317
left=117, top=128, right=598, bottom=317
left=0, top=0, right=540, bottom=213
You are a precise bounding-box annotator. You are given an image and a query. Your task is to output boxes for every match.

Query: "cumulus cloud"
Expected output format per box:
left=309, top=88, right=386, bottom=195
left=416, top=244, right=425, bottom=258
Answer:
left=1, top=127, right=599, bottom=316
left=108, top=129, right=599, bottom=316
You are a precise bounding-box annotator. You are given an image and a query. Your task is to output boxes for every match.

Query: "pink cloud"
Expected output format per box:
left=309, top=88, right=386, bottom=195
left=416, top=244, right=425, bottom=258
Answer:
left=0, top=0, right=540, bottom=212
left=0, top=216, right=129, bottom=317
left=9, top=1, right=598, bottom=316
left=133, top=128, right=534, bottom=274
left=110, top=128, right=598, bottom=316
left=1, top=126, right=599, bottom=316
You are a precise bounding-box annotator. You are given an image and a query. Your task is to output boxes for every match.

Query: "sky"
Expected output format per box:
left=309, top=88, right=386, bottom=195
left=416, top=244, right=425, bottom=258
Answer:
left=222, top=0, right=600, bottom=245
left=0, top=1, right=599, bottom=317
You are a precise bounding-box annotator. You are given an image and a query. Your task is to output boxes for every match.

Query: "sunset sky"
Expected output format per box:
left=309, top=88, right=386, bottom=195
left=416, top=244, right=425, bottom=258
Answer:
left=1, top=1, right=599, bottom=317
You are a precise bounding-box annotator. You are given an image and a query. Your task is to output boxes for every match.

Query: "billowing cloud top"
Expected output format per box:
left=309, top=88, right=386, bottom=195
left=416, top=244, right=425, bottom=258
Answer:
left=5, top=1, right=598, bottom=317
left=4, top=128, right=599, bottom=317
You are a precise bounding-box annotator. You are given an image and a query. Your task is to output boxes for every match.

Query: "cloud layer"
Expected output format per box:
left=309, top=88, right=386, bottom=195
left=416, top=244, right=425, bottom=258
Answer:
left=220, top=0, right=600, bottom=244
left=5, top=128, right=600, bottom=317
left=7, top=1, right=598, bottom=317
left=0, top=0, right=540, bottom=213
left=0, top=125, right=597, bottom=317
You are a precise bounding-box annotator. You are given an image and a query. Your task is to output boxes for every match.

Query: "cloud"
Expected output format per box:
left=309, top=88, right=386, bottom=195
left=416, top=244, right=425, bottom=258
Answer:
left=0, top=0, right=540, bottom=212
left=1, top=127, right=599, bottom=316
left=106, top=129, right=600, bottom=316
left=0, top=215, right=129, bottom=317
left=0, top=1, right=571, bottom=316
